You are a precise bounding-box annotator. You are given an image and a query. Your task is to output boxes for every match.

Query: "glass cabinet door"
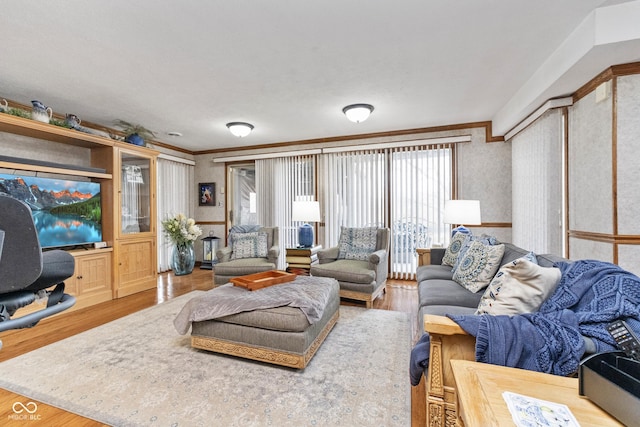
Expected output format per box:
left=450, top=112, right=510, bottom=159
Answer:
left=120, top=151, right=151, bottom=234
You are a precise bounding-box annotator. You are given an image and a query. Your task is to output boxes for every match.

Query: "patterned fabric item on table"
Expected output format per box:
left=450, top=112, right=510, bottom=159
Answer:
left=476, top=253, right=561, bottom=315
left=452, top=240, right=505, bottom=292
left=441, top=231, right=469, bottom=267
left=452, top=234, right=499, bottom=272
left=337, top=226, right=378, bottom=260
left=230, top=232, right=268, bottom=260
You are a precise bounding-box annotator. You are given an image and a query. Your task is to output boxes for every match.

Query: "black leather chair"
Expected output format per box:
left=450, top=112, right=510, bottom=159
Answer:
left=0, top=194, right=76, bottom=349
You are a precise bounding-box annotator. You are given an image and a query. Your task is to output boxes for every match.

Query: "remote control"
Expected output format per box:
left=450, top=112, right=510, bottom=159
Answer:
left=607, top=320, right=640, bottom=361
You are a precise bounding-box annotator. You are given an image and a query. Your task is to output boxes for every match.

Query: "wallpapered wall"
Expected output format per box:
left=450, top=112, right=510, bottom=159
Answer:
left=0, top=132, right=92, bottom=171
left=616, top=75, right=640, bottom=275
left=569, top=73, right=640, bottom=276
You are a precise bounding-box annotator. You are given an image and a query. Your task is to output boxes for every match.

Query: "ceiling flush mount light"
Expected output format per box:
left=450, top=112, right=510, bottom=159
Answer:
left=342, top=103, right=374, bottom=123
left=226, top=122, right=254, bottom=138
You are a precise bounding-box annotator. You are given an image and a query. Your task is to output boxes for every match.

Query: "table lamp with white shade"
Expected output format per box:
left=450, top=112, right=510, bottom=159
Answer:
left=292, top=201, right=321, bottom=247
left=443, top=200, right=481, bottom=236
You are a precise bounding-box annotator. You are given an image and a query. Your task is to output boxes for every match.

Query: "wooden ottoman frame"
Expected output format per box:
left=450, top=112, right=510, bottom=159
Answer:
left=191, top=309, right=339, bottom=369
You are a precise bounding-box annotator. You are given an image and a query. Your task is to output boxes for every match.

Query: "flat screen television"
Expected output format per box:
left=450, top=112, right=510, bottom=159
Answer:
left=0, top=173, right=102, bottom=249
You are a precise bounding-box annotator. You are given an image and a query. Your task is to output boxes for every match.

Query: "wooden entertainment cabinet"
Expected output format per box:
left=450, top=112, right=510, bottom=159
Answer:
left=0, top=113, right=158, bottom=311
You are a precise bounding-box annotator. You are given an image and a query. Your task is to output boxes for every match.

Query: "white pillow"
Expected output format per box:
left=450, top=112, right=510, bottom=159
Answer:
left=475, top=257, right=561, bottom=315
left=452, top=240, right=505, bottom=292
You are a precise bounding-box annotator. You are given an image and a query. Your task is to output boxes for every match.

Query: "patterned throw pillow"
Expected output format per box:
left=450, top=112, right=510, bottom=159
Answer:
left=230, top=232, right=268, bottom=260
left=452, top=240, right=505, bottom=292
left=337, top=227, right=378, bottom=261
left=441, top=232, right=470, bottom=267
left=476, top=256, right=561, bottom=315
left=452, top=234, right=499, bottom=272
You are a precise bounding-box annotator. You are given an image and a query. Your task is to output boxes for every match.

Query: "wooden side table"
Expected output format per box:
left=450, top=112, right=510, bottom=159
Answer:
left=285, top=245, right=321, bottom=275
left=416, top=248, right=431, bottom=266
left=450, top=359, right=622, bottom=427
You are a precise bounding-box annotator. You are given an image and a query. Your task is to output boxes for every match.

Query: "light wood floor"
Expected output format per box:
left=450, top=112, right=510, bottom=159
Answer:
left=0, top=269, right=421, bottom=426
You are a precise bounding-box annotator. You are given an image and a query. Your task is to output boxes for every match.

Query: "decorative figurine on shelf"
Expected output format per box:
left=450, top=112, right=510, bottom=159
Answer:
left=0, top=99, right=8, bottom=113
left=31, top=100, right=53, bottom=123
left=64, top=113, right=82, bottom=129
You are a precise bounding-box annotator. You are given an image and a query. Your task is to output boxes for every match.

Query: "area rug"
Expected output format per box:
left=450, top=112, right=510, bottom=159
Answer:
left=0, top=292, right=411, bottom=426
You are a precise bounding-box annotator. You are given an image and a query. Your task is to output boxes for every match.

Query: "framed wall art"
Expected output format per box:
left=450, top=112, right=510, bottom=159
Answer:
left=198, top=182, right=216, bottom=206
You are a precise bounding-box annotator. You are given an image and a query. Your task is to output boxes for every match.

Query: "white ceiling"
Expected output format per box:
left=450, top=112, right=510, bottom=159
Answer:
left=1, top=0, right=639, bottom=152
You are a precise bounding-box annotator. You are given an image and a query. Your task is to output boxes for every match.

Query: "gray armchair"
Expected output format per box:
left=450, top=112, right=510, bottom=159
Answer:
left=310, top=227, right=389, bottom=308
left=213, top=226, right=280, bottom=285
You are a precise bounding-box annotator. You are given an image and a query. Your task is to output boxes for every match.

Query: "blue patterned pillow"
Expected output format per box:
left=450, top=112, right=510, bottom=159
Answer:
left=337, top=227, right=378, bottom=261
left=452, top=240, right=505, bottom=292
left=442, top=232, right=470, bottom=267
left=452, top=234, right=499, bottom=272
left=230, top=232, right=268, bottom=259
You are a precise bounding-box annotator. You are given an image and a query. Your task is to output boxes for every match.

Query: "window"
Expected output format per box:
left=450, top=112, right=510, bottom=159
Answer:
left=227, top=163, right=257, bottom=228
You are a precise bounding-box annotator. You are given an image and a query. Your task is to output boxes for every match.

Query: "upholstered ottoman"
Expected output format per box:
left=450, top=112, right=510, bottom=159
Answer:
left=176, top=276, right=340, bottom=369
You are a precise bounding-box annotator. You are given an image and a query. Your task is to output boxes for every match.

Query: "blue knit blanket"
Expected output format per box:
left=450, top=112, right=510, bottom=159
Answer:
left=449, top=259, right=640, bottom=376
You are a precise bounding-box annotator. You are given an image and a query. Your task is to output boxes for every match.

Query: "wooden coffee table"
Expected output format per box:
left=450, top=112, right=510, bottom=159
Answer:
left=450, top=359, right=623, bottom=427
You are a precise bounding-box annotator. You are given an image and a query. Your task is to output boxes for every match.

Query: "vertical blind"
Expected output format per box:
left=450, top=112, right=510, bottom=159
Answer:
left=319, top=150, right=388, bottom=248
left=256, top=155, right=316, bottom=269
left=389, top=144, right=453, bottom=279
left=319, top=144, right=453, bottom=279
left=511, top=109, right=564, bottom=255
left=245, top=142, right=454, bottom=279
left=156, top=158, right=195, bottom=272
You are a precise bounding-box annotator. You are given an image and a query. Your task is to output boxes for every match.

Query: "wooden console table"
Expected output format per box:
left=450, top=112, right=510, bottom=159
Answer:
left=450, top=360, right=622, bottom=427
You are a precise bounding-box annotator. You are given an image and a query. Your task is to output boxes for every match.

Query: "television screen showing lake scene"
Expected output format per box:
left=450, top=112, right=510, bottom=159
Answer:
left=0, top=173, right=102, bottom=248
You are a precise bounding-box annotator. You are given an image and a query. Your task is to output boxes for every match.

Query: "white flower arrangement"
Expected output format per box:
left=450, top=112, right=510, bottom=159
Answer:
left=161, top=213, right=202, bottom=248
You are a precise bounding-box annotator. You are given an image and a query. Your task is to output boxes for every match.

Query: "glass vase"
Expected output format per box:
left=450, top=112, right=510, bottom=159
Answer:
left=171, top=242, right=195, bottom=276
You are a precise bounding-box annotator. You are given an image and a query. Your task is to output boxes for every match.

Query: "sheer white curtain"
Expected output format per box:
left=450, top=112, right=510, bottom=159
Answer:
left=255, top=155, right=316, bottom=269
left=156, top=157, right=195, bottom=272
left=511, top=109, right=564, bottom=255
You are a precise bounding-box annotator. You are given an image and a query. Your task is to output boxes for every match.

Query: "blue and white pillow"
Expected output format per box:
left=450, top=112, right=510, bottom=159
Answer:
left=230, top=232, right=268, bottom=259
left=442, top=232, right=470, bottom=267
left=337, top=227, right=378, bottom=261
left=452, top=234, right=499, bottom=272
left=452, top=240, right=505, bottom=292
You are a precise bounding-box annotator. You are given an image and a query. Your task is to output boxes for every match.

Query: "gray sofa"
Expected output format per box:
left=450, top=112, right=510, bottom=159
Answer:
left=417, top=242, right=566, bottom=329
left=416, top=241, right=568, bottom=426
